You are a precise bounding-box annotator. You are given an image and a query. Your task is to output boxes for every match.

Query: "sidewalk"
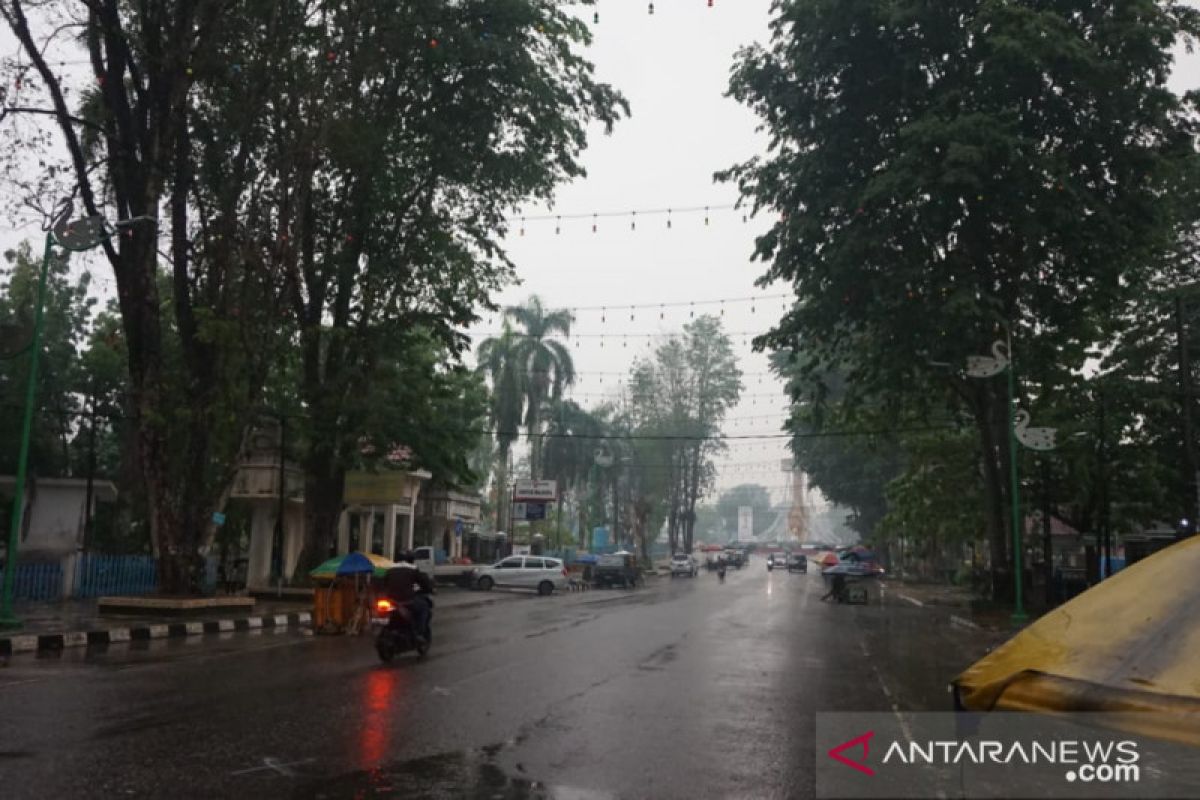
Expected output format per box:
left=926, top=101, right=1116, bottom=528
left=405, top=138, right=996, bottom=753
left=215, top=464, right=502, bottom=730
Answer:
left=0, top=585, right=534, bottom=658
left=883, top=580, right=1030, bottom=633
left=0, top=597, right=315, bottom=657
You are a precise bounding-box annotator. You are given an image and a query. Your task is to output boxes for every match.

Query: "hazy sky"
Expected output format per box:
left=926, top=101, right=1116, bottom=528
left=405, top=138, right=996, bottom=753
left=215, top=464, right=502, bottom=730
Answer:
left=486, top=0, right=795, bottom=502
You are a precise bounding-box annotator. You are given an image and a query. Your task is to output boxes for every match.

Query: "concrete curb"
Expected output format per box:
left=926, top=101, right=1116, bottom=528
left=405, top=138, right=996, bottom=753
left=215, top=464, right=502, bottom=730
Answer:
left=950, top=614, right=981, bottom=630
left=0, top=611, right=312, bottom=657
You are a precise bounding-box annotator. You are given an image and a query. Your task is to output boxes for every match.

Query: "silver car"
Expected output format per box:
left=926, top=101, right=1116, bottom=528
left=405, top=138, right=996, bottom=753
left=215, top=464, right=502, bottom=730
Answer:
left=473, top=556, right=569, bottom=595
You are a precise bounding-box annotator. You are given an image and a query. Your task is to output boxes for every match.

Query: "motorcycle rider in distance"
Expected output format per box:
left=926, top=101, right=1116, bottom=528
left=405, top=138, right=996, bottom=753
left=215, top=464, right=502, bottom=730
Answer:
left=717, top=555, right=727, bottom=582
left=383, top=550, right=435, bottom=643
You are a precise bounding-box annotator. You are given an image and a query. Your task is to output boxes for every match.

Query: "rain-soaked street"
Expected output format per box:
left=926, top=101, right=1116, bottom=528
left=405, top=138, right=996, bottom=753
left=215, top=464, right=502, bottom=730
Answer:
left=0, top=566, right=1000, bottom=799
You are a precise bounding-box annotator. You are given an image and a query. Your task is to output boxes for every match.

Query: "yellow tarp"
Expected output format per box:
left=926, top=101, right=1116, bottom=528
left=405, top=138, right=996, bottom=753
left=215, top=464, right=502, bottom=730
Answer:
left=953, top=536, right=1200, bottom=746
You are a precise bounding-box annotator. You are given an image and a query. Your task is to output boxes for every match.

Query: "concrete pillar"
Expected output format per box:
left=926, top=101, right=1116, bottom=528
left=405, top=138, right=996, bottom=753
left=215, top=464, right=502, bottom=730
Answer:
left=359, top=510, right=374, bottom=553
left=60, top=551, right=79, bottom=600
left=404, top=508, right=415, bottom=552
left=247, top=502, right=275, bottom=590
left=383, top=506, right=398, bottom=560
left=282, top=504, right=303, bottom=580
left=405, top=479, right=421, bottom=552
left=337, top=510, right=350, bottom=555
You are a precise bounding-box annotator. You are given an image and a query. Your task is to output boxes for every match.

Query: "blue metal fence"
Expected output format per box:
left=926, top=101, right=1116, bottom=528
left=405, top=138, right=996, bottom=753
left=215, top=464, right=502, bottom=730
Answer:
left=73, top=554, right=158, bottom=598
left=0, top=561, right=64, bottom=601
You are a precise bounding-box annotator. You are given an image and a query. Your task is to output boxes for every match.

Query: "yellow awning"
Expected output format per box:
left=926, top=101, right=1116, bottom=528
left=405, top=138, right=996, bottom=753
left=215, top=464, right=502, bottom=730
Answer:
left=953, top=536, right=1200, bottom=746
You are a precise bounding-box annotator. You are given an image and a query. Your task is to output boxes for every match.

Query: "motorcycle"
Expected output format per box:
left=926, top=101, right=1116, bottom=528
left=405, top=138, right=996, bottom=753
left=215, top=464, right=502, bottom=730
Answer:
left=372, top=597, right=432, bottom=662
left=717, top=566, right=727, bottom=583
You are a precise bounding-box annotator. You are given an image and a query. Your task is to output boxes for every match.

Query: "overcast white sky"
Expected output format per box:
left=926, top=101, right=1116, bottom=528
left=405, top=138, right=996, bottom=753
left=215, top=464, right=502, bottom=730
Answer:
left=489, top=0, right=795, bottom=503
left=7, top=0, right=1200, bottom=508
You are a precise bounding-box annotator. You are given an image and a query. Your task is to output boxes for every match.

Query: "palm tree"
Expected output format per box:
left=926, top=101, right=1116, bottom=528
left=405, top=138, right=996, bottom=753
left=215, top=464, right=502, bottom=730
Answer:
left=477, top=324, right=525, bottom=533
left=504, top=296, right=575, bottom=479
left=543, top=398, right=612, bottom=550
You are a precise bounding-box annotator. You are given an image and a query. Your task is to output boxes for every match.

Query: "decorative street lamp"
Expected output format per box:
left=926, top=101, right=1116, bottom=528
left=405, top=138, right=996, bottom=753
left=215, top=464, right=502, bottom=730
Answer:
left=0, top=200, right=140, bottom=629
left=964, top=335, right=1057, bottom=623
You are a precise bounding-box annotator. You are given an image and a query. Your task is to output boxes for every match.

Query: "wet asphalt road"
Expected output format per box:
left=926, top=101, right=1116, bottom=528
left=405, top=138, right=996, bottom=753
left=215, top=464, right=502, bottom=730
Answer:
left=0, top=564, right=1000, bottom=799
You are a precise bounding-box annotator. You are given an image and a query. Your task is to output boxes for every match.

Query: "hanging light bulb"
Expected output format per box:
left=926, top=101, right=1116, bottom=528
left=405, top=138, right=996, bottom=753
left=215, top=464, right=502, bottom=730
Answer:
left=592, top=213, right=598, bottom=233
left=704, top=206, right=710, bottom=226
left=631, top=211, right=636, bottom=231
left=555, top=215, right=561, bottom=235
left=667, top=209, right=672, bottom=229
left=648, top=2, right=654, bottom=14
left=519, top=217, right=525, bottom=237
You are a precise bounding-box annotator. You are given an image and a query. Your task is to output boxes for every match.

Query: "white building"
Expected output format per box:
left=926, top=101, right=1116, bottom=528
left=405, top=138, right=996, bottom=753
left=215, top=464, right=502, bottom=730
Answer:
left=0, top=476, right=118, bottom=559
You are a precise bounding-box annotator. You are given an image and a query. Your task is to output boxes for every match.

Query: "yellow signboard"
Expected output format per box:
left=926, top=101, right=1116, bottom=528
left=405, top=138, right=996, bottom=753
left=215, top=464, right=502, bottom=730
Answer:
left=344, top=471, right=411, bottom=505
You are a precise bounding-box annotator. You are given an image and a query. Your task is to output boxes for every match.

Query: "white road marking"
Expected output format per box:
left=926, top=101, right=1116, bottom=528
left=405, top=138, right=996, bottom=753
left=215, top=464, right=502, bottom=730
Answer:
left=230, top=756, right=314, bottom=777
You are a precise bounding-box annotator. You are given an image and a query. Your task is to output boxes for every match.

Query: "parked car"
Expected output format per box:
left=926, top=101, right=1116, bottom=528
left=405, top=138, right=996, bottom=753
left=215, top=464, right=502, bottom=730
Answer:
left=670, top=553, right=698, bottom=577
left=472, top=556, right=568, bottom=595
left=788, top=554, right=808, bottom=573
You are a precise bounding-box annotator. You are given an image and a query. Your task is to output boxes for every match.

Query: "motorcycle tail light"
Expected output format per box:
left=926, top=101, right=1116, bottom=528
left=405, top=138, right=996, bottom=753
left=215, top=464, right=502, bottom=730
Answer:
left=375, top=598, right=395, bottom=614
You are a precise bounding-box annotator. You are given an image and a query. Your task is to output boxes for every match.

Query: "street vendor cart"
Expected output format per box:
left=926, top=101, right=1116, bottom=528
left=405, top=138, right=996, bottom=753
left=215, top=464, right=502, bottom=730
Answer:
left=594, top=551, right=641, bottom=588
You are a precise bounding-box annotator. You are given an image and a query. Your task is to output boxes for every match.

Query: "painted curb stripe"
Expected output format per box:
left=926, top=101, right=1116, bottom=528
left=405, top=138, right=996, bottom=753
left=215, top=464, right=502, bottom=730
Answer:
left=1, top=611, right=309, bottom=655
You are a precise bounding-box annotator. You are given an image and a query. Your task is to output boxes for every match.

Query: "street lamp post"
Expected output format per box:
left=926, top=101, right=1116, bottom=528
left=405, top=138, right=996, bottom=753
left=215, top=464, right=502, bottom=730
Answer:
left=0, top=201, right=114, bottom=629
left=965, top=335, right=1057, bottom=623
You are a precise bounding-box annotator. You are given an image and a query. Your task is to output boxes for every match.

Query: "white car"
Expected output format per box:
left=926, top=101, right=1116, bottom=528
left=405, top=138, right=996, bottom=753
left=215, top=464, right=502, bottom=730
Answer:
left=472, top=556, right=569, bottom=595
left=670, top=553, right=698, bottom=577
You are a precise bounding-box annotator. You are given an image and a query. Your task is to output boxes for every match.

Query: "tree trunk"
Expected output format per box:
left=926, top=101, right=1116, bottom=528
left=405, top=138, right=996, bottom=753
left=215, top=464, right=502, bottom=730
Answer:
left=683, top=442, right=702, bottom=553
left=296, top=443, right=345, bottom=575
left=975, top=387, right=1010, bottom=600
left=528, top=397, right=542, bottom=480
left=495, top=442, right=510, bottom=534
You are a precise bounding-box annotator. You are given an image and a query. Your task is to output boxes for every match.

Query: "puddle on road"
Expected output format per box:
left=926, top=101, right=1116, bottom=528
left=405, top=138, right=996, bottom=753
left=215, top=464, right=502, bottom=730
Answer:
left=297, top=745, right=614, bottom=800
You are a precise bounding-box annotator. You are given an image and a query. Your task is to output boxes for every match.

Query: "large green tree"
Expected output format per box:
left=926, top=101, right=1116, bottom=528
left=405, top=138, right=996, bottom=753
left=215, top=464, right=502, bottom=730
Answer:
left=627, top=316, right=742, bottom=553
left=3, top=0, right=314, bottom=591
left=478, top=325, right=526, bottom=534
left=725, top=0, right=1200, bottom=594
left=0, top=243, right=94, bottom=478
left=259, top=4, right=623, bottom=569
left=716, top=483, right=774, bottom=541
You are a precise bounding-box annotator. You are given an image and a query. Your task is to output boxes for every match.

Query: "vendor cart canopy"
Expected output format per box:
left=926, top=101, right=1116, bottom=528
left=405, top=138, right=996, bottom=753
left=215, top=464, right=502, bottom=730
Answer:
left=309, top=551, right=394, bottom=579
left=953, top=536, right=1200, bottom=745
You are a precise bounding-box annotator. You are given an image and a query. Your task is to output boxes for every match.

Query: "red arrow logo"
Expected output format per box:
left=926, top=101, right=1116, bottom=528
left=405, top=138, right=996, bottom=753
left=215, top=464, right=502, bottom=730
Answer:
left=827, top=731, right=876, bottom=776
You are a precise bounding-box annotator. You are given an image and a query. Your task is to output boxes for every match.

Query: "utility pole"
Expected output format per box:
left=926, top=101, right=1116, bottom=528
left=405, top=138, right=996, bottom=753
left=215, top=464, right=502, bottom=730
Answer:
left=1176, top=295, right=1196, bottom=538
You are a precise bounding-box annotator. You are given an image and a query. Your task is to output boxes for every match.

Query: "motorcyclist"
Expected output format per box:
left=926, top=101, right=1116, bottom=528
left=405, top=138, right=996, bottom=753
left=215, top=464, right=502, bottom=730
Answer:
left=383, top=551, right=435, bottom=643
left=717, top=555, right=727, bottom=582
